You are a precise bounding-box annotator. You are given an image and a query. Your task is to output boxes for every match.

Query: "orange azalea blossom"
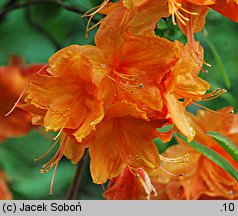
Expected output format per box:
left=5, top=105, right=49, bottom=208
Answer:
left=19, top=9, right=181, bottom=180
left=0, top=56, right=44, bottom=141
left=152, top=107, right=238, bottom=200
left=20, top=45, right=109, bottom=173
left=88, top=0, right=219, bottom=142
left=94, top=4, right=181, bottom=121
left=0, top=170, right=12, bottom=200
left=21, top=1, right=216, bottom=185
left=104, top=167, right=157, bottom=200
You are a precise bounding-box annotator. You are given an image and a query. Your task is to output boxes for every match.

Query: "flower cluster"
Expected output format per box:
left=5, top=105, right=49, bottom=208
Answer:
left=11, top=0, right=238, bottom=199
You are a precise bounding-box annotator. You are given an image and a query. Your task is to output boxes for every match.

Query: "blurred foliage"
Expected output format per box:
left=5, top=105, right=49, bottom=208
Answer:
left=0, top=0, right=238, bottom=199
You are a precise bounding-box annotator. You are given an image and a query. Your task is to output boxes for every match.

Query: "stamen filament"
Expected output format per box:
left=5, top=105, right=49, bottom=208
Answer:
left=35, top=64, right=48, bottom=75
left=40, top=135, right=69, bottom=174
left=160, top=154, right=189, bottom=163
left=194, top=102, right=234, bottom=115
left=49, top=162, right=58, bottom=195
left=82, top=0, right=109, bottom=38
left=53, top=117, right=69, bottom=141
left=175, top=88, right=227, bottom=102
left=5, top=87, right=27, bottom=117
left=159, top=165, right=181, bottom=177
left=34, top=136, right=60, bottom=162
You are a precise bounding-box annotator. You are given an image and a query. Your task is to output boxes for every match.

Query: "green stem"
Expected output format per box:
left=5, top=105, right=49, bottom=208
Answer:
left=67, top=150, right=89, bottom=200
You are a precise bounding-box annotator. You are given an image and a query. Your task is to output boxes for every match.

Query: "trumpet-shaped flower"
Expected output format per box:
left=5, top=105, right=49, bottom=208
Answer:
left=21, top=45, right=108, bottom=144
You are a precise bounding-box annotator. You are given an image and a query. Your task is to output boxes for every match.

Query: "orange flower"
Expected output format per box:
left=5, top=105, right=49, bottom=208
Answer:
left=21, top=1, right=215, bottom=186
left=95, top=5, right=183, bottom=120
left=164, top=42, right=214, bottom=141
left=20, top=45, right=109, bottom=174
left=153, top=107, right=238, bottom=199
left=0, top=170, right=12, bottom=200
left=92, top=0, right=219, bottom=143
left=167, top=0, right=238, bottom=65
left=104, top=167, right=156, bottom=200
left=21, top=45, right=108, bottom=141
left=0, top=56, right=43, bottom=141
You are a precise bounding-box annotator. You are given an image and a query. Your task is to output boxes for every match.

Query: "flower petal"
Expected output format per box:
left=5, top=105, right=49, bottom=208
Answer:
left=210, top=0, right=238, bottom=22
left=165, top=93, right=195, bottom=142
left=48, top=45, right=109, bottom=86
left=104, top=167, right=156, bottom=200
left=89, top=119, right=125, bottom=184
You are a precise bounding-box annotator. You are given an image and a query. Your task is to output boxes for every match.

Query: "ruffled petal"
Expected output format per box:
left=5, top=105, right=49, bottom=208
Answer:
left=48, top=45, right=109, bottom=86
left=64, top=137, right=86, bottom=164
left=89, top=119, right=125, bottom=184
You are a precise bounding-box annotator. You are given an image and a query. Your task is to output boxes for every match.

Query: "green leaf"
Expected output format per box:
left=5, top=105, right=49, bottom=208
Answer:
left=178, top=134, right=238, bottom=182
left=207, top=131, right=238, bottom=162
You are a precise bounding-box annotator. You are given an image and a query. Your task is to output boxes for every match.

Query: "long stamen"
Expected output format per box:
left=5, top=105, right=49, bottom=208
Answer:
left=85, top=18, right=103, bottom=39
left=194, top=102, right=234, bottom=115
left=159, top=165, right=183, bottom=177
left=49, top=162, right=58, bottom=195
left=175, top=88, right=227, bottom=102
left=178, top=5, right=198, bottom=15
left=176, top=10, right=189, bottom=22
left=160, top=154, right=189, bottom=163
left=82, top=6, right=101, bottom=17
left=53, top=117, right=69, bottom=141
left=35, top=63, right=48, bottom=75
left=5, top=87, right=27, bottom=116
left=82, top=0, right=109, bottom=17
left=40, top=135, right=69, bottom=174
left=107, top=74, right=143, bottom=93
left=168, top=0, right=198, bottom=25
left=82, top=0, right=109, bottom=38
left=113, top=70, right=141, bottom=81
left=201, top=89, right=227, bottom=101
left=34, top=136, right=60, bottom=162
